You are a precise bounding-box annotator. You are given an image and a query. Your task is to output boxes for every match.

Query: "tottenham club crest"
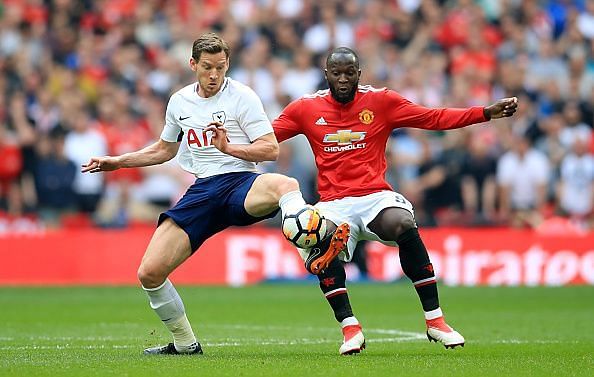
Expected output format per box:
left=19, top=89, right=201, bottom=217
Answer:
left=358, top=109, right=374, bottom=125
left=212, top=111, right=226, bottom=124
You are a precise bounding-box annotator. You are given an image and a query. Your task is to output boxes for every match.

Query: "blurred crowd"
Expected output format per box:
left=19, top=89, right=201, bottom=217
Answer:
left=1, top=0, right=594, bottom=232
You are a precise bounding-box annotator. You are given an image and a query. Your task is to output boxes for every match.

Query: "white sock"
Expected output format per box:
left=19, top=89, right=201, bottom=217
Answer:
left=424, top=307, right=443, bottom=320
left=164, top=314, right=199, bottom=353
left=279, top=190, right=306, bottom=218
left=340, top=316, right=360, bottom=328
left=143, top=279, right=197, bottom=351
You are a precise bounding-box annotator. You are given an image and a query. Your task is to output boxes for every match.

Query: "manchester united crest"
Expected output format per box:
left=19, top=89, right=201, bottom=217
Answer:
left=359, top=109, right=374, bottom=125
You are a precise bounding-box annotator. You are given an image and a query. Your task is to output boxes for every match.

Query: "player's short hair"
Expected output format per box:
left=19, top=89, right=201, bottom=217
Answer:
left=192, top=32, right=230, bottom=61
left=326, top=47, right=359, bottom=69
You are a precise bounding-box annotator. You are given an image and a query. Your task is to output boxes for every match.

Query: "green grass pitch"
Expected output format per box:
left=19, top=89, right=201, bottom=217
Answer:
left=1, top=284, right=593, bottom=376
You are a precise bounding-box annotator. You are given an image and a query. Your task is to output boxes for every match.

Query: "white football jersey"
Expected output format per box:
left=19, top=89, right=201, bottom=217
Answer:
left=160, top=78, right=273, bottom=178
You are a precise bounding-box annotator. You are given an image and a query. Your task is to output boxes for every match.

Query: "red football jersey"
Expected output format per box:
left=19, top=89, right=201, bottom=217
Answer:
left=273, top=85, right=487, bottom=201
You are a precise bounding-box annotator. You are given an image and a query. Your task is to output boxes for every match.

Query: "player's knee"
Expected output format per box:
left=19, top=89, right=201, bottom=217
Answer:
left=256, top=174, right=299, bottom=203
left=137, top=263, right=167, bottom=289
left=397, top=213, right=416, bottom=236
left=275, top=175, right=300, bottom=196
left=386, top=209, right=416, bottom=239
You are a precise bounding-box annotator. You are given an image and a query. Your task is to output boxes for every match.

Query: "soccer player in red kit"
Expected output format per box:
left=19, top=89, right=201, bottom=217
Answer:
left=273, top=47, right=518, bottom=355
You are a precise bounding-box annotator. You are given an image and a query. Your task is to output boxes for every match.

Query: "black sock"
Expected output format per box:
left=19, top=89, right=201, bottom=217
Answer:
left=397, top=228, right=439, bottom=312
left=317, top=258, right=353, bottom=322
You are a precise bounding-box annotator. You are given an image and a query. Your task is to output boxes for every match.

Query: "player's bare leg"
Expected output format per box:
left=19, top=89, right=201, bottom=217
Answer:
left=368, top=207, right=465, bottom=349
left=245, top=173, right=349, bottom=274
left=137, top=218, right=203, bottom=355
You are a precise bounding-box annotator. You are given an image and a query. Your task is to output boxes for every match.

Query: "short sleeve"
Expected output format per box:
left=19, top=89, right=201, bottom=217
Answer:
left=237, top=88, right=273, bottom=142
left=160, top=94, right=182, bottom=142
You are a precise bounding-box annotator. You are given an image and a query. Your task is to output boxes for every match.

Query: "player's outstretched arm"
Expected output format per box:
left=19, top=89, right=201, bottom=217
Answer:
left=205, top=122, right=279, bottom=162
left=81, top=139, right=179, bottom=173
left=483, top=97, right=518, bottom=120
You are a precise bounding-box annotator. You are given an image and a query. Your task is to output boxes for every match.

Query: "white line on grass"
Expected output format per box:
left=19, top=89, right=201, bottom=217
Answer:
left=0, top=324, right=575, bottom=350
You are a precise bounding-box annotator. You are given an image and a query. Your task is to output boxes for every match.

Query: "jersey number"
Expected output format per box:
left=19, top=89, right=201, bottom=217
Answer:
left=394, top=193, right=407, bottom=205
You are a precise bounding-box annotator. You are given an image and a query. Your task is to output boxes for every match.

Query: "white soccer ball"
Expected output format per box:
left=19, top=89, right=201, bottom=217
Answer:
left=282, top=205, right=327, bottom=248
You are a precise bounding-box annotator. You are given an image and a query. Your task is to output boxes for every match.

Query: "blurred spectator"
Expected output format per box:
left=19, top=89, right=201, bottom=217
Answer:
left=0, top=0, right=593, bottom=232
left=560, top=101, right=592, bottom=147
left=461, top=130, right=498, bottom=225
left=557, top=132, right=594, bottom=228
left=577, top=0, right=594, bottom=39
left=95, top=109, right=150, bottom=226
left=6, top=92, right=36, bottom=214
left=387, top=128, right=428, bottom=200
left=280, top=47, right=322, bottom=101
left=525, top=38, right=569, bottom=97
left=303, top=2, right=354, bottom=54
left=416, top=131, right=466, bottom=227
left=0, top=124, right=23, bottom=215
left=497, top=133, right=551, bottom=228
left=63, top=110, right=107, bottom=213
left=535, top=113, right=569, bottom=196
left=231, top=38, right=277, bottom=110
left=28, top=89, right=61, bottom=134
left=509, top=92, right=542, bottom=143
left=33, top=128, right=76, bottom=226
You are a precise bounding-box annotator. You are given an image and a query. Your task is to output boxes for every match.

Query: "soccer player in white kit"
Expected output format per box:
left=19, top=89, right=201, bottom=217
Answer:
left=82, top=33, right=348, bottom=355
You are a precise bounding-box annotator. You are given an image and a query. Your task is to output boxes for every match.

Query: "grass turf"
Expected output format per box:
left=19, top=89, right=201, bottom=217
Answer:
left=0, top=284, right=593, bottom=377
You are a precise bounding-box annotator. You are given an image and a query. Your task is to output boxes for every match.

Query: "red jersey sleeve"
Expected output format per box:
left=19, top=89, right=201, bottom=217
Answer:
left=384, top=89, right=488, bottom=130
left=272, top=99, right=304, bottom=143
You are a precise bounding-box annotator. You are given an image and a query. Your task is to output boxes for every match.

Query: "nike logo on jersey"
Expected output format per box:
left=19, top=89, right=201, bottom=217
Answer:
left=179, top=116, right=191, bottom=121
left=315, top=117, right=328, bottom=126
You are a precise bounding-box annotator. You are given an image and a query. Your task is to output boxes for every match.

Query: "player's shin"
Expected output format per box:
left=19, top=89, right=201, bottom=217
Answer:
left=318, top=258, right=366, bottom=354
left=142, top=279, right=198, bottom=353
left=318, top=258, right=353, bottom=322
left=397, top=229, right=465, bottom=347
left=396, top=228, right=439, bottom=313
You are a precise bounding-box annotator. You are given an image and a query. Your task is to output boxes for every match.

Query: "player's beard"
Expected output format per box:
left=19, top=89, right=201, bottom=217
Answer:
left=201, top=79, right=223, bottom=97
left=330, top=83, right=358, bottom=104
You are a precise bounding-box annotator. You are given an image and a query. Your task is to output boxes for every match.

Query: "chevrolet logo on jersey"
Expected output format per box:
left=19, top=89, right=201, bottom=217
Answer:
left=323, top=130, right=366, bottom=145
left=323, top=130, right=367, bottom=152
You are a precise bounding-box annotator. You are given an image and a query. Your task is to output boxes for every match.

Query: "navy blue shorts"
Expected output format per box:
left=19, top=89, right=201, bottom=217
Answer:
left=158, top=171, right=279, bottom=252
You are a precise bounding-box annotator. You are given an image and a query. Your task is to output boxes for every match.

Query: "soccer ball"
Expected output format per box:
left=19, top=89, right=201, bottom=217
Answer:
left=282, top=205, right=327, bottom=248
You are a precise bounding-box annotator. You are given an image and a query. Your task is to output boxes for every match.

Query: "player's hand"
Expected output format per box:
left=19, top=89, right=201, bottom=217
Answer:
left=81, top=156, right=120, bottom=173
left=484, top=97, right=518, bottom=119
left=204, top=121, right=229, bottom=153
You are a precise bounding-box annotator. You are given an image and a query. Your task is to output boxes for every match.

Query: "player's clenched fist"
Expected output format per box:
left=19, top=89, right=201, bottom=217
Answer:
left=484, top=97, right=518, bottom=119
left=81, top=156, right=120, bottom=173
left=204, top=121, right=229, bottom=153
